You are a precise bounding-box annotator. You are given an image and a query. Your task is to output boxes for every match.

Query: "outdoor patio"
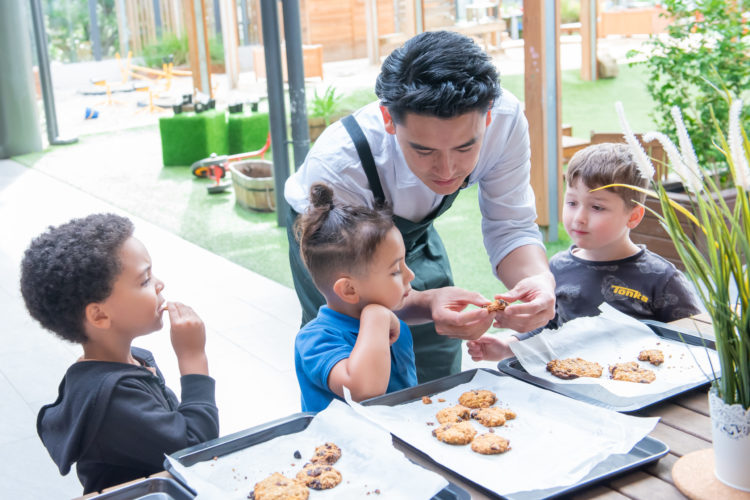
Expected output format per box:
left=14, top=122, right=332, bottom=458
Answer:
left=0, top=23, right=664, bottom=497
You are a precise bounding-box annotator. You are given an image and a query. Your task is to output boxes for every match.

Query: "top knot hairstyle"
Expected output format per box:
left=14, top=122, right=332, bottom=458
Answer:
left=566, top=143, right=650, bottom=207
left=375, top=30, right=501, bottom=124
left=20, top=213, right=135, bottom=344
left=294, top=183, right=395, bottom=289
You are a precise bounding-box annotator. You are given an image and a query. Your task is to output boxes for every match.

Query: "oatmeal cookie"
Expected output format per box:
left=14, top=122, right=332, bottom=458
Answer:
left=500, top=408, right=516, bottom=420
left=546, top=358, right=603, bottom=380
left=471, top=433, right=511, bottom=455
left=470, top=407, right=508, bottom=427
left=610, top=362, right=656, bottom=383
left=432, top=421, right=477, bottom=445
left=251, top=472, right=309, bottom=500
left=310, top=442, right=341, bottom=465
left=436, top=405, right=470, bottom=424
left=471, top=406, right=516, bottom=427
left=482, top=299, right=508, bottom=312
left=458, top=389, right=497, bottom=408
left=638, top=349, right=665, bottom=366
left=295, top=463, right=342, bottom=490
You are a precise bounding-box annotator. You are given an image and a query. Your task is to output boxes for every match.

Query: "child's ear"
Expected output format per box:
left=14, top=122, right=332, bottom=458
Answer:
left=332, top=276, right=360, bottom=304
left=626, top=204, right=646, bottom=229
left=84, top=303, right=111, bottom=330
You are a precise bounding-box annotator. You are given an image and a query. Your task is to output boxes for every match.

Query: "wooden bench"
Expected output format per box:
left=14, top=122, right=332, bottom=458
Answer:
left=378, top=32, right=412, bottom=56
left=444, top=20, right=507, bottom=53
left=560, top=22, right=581, bottom=36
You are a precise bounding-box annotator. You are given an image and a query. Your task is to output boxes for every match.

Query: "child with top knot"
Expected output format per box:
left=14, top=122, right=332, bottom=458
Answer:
left=293, top=182, right=418, bottom=411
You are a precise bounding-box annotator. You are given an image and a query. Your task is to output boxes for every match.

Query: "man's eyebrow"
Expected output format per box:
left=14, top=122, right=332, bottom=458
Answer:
left=408, top=137, right=478, bottom=151
left=408, top=141, right=433, bottom=151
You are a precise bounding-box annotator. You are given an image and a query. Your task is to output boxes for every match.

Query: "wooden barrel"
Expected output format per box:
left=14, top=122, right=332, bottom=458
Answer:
left=229, top=159, right=275, bottom=212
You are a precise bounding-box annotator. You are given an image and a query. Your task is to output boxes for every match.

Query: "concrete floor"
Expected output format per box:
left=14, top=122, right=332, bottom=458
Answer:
left=0, top=158, right=497, bottom=498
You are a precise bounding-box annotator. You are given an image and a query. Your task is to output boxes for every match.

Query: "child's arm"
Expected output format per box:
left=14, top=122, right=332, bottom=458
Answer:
left=97, top=374, right=219, bottom=473
left=327, top=303, right=399, bottom=402
left=466, top=334, right=518, bottom=361
left=167, top=302, right=209, bottom=376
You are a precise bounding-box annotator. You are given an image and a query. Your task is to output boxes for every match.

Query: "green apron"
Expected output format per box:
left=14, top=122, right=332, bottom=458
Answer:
left=287, top=115, right=464, bottom=383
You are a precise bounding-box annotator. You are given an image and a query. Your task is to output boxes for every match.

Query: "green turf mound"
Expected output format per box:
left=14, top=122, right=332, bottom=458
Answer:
left=159, top=109, right=228, bottom=166
left=228, top=112, right=270, bottom=154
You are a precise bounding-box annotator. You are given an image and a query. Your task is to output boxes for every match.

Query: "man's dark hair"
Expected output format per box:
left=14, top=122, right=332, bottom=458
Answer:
left=20, top=213, right=135, bottom=344
left=375, top=30, right=501, bottom=124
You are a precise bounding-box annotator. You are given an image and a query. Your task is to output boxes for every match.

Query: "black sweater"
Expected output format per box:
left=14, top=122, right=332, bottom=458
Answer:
left=37, top=347, right=219, bottom=494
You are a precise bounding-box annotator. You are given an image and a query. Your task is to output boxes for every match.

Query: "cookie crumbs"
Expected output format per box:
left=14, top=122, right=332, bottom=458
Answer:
left=293, top=450, right=302, bottom=459
left=438, top=398, right=446, bottom=402
left=422, top=396, right=433, bottom=404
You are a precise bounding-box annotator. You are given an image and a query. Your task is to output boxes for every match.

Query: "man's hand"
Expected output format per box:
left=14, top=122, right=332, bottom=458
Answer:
left=426, top=287, right=496, bottom=341
left=491, top=271, right=555, bottom=332
left=167, top=301, right=209, bottom=376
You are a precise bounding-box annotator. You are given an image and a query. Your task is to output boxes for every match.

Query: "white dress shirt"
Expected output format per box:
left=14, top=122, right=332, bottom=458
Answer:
left=284, top=90, right=543, bottom=277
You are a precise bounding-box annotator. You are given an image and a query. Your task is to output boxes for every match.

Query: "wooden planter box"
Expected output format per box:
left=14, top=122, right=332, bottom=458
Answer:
left=598, top=7, right=671, bottom=37
left=631, top=187, right=737, bottom=271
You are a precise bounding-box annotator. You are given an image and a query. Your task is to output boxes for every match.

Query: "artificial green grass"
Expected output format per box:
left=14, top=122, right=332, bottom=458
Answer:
left=159, top=109, right=228, bottom=166
left=15, top=63, right=647, bottom=300
left=500, top=64, right=657, bottom=137
left=228, top=112, right=270, bottom=154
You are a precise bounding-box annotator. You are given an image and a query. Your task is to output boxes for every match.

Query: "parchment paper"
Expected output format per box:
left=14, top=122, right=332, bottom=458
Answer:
left=167, top=400, right=448, bottom=499
left=349, top=370, right=659, bottom=496
left=510, top=303, right=720, bottom=398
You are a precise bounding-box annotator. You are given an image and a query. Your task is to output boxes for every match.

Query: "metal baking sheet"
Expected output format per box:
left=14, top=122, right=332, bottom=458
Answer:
left=92, top=477, right=194, bottom=500
left=164, top=412, right=470, bottom=500
left=497, top=320, right=717, bottom=412
left=362, top=368, right=669, bottom=499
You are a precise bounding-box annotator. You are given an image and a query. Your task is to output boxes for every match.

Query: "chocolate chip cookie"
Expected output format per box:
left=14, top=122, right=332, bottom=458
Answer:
left=470, top=407, right=508, bottom=427
left=471, top=433, right=511, bottom=455
left=610, top=361, right=656, bottom=383
left=458, top=389, right=497, bottom=408
left=432, top=421, right=477, bottom=445
left=295, top=463, right=342, bottom=490
left=482, top=299, right=508, bottom=312
left=310, top=442, right=341, bottom=465
left=436, top=405, right=470, bottom=424
left=638, top=349, right=665, bottom=366
left=546, top=358, right=603, bottom=380
left=251, top=472, right=309, bottom=500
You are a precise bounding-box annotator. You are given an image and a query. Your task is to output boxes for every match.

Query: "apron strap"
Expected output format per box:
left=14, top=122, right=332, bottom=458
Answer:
left=342, top=115, right=386, bottom=205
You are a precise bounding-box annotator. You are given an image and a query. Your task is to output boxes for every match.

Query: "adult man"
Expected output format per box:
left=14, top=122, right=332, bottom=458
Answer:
left=285, top=31, right=555, bottom=382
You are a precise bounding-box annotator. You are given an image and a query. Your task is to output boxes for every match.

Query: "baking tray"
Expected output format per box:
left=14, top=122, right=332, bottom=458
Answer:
left=362, top=368, right=669, bottom=500
left=497, top=319, right=717, bottom=412
left=164, top=412, right=470, bottom=500
left=91, top=477, right=194, bottom=500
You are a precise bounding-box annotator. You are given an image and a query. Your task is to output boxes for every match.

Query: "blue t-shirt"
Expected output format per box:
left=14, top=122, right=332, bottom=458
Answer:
left=294, top=306, right=417, bottom=412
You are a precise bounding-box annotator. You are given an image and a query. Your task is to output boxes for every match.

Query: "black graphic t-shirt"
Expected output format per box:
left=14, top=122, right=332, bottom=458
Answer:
left=518, top=245, right=703, bottom=339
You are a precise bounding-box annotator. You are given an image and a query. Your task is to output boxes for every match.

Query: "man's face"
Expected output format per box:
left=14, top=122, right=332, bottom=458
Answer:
left=381, top=106, right=490, bottom=195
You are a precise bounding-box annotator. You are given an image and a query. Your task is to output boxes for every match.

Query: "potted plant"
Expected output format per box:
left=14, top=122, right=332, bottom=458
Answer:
left=615, top=98, right=750, bottom=491
left=308, top=85, right=343, bottom=142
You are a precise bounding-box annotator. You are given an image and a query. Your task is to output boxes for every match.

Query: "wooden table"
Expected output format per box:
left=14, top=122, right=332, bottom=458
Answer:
left=81, top=316, right=720, bottom=499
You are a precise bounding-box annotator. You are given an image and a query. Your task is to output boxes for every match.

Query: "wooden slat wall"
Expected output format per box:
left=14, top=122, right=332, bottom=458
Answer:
left=122, top=0, right=186, bottom=55
left=303, top=0, right=395, bottom=61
